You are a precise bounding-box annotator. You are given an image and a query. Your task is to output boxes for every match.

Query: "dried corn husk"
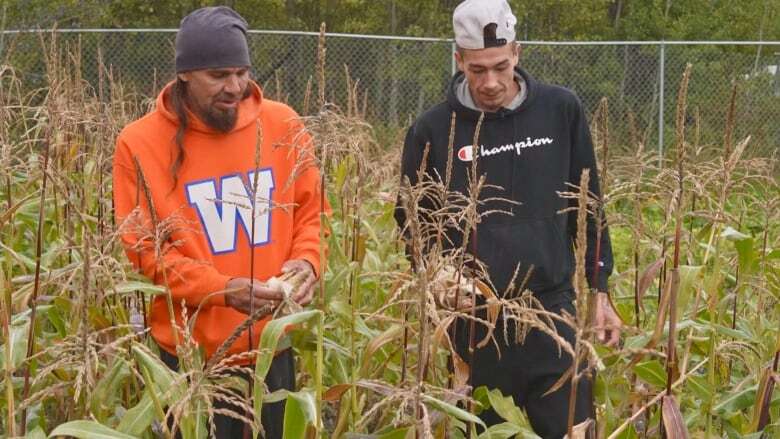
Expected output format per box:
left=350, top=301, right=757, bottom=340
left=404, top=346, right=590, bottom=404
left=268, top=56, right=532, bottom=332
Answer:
left=564, top=419, right=595, bottom=439
left=431, top=265, right=500, bottom=348
left=268, top=269, right=310, bottom=317
left=431, top=265, right=487, bottom=309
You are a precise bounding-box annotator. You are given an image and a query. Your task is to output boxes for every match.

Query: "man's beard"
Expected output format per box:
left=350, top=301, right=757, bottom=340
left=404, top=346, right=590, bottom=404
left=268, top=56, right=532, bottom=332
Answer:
left=200, top=105, right=238, bottom=133
left=188, top=87, right=252, bottom=133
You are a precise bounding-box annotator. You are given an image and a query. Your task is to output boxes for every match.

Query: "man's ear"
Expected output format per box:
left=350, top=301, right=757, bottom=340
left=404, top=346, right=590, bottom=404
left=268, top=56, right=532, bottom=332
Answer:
left=513, top=42, right=522, bottom=65
left=177, top=72, right=190, bottom=82
left=454, top=50, right=465, bottom=72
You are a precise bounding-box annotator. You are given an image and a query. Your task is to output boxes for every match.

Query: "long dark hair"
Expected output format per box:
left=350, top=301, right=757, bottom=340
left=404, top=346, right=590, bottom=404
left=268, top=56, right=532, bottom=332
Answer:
left=169, top=78, right=189, bottom=191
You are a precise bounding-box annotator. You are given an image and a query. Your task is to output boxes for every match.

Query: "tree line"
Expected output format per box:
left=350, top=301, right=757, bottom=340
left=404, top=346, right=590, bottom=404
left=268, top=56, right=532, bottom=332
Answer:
left=5, top=0, right=780, bottom=42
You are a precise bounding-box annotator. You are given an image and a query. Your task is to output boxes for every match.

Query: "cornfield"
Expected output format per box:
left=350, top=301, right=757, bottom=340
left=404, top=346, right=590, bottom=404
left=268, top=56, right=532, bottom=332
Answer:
left=1, top=30, right=778, bottom=439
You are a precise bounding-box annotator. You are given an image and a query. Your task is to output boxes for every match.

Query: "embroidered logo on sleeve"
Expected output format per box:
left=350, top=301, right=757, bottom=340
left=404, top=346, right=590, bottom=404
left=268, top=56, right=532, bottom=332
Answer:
left=185, top=169, right=275, bottom=254
left=457, top=137, right=554, bottom=162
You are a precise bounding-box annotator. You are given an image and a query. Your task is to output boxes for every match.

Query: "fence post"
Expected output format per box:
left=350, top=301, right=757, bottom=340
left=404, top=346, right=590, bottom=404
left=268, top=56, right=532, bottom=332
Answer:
left=774, top=51, right=780, bottom=97
left=657, top=42, right=666, bottom=166
left=451, top=41, right=457, bottom=76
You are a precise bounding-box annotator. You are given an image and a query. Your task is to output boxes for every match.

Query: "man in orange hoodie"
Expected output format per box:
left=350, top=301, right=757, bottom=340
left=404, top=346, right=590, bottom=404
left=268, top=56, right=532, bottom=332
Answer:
left=113, top=6, right=325, bottom=438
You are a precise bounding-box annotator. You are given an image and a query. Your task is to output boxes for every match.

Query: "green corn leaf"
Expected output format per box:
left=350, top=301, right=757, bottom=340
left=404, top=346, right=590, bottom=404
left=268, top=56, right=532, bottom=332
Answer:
left=477, top=423, right=523, bottom=438
left=131, top=343, right=177, bottom=390
left=677, top=265, right=702, bottom=315
left=634, top=360, right=667, bottom=389
left=0, top=319, right=28, bottom=371
left=49, top=420, right=138, bottom=439
left=282, top=389, right=318, bottom=439
left=722, top=227, right=758, bottom=275
left=91, top=357, right=131, bottom=418
left=117, top=391, right=156, bottom=436
left=421, top=394, right=486, bottom=429
left=254, top=310, right=322, bottom=436
left=714, top=384, right=758, bottom=415
left=486, top=388, right=527, bottom=427
left=112, top=281, right=167, bottom=295
left=612, top=423, right=640, bottom=439
left=343, top=428, right=411, bottom=439
left=686, top=375, right=714, bottom=402
left=27, top=426, right=47, bottom=439
left=376, top=427, right=413, bottom=439
left=119, top=343, right=184, bottom=436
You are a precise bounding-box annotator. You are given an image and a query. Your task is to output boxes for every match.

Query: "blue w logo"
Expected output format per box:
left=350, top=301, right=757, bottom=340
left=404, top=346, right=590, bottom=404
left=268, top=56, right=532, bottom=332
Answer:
left=185, top=169, right=275, bottom=254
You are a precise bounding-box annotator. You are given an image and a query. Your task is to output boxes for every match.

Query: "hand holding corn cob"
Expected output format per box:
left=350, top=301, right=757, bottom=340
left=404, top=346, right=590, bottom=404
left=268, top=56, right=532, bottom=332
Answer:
left=224, top=260, right=316, bottom=317
left=224, top=277, right=285, bottom=315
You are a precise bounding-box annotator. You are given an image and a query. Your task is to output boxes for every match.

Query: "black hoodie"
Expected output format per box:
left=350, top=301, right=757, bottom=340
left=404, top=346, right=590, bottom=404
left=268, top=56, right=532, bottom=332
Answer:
left=395, top=67, right=613, bottom=305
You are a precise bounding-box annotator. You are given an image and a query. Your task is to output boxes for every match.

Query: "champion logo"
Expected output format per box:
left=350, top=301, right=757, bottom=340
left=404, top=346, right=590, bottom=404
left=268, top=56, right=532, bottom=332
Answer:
left=457, top=145, right=473, bottom=162
left=457, top=137, right=555, bottom=162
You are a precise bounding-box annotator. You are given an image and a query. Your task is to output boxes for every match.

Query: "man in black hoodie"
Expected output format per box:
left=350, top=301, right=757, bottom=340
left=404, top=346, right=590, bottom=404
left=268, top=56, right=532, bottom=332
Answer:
left=394, top=0, right=622, bottom=436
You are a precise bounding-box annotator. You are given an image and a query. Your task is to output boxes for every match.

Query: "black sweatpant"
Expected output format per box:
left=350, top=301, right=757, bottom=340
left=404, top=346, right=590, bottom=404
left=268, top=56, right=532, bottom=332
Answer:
left=455, top=297, right=593, bottom=439
left=160, top=348, right=295, bottom=439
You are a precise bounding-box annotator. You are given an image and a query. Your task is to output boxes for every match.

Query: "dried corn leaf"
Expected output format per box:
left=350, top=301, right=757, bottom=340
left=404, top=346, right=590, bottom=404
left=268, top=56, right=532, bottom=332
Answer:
left=542, top=365, right=574, bottom=397
left=359, top=324, right=404, bottom=376
left=430, top=314, right=470, bottom=388
left=473, top=278, right=501, bottom=348
left=563, top=418, right=595, bottom=439
left=750, top=366, right=775, bottom=433
left=627, top=271, right=674, bottom=369
left=661, top=395, right=689, bottom=439
left=323, top=383, right=352, bottom=402
left=636, top=257, right=665, bottom=315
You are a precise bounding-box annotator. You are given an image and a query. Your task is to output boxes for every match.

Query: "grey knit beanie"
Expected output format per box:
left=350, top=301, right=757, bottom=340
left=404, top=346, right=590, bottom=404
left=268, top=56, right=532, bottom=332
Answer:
left=175, top=6, right=251, bottom=73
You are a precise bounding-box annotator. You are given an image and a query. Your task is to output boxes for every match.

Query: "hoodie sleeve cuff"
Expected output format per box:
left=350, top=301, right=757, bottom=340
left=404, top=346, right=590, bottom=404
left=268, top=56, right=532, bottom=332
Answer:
left=202, top=273, right=231, bottom=308
left=590, top=275, right=609, bottom=295
left=292, top=250, right=322, bottom=279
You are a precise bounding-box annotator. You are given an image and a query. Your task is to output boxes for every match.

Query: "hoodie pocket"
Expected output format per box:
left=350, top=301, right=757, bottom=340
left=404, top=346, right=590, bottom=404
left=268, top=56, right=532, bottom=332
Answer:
left=474, top=217, right=571, bottom=295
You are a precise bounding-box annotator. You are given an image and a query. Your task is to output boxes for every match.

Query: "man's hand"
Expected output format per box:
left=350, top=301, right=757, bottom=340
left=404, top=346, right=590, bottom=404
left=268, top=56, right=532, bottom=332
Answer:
left=594, top=292, right=622, bottom=347
left=282, top=259, right=317, bottom=306
left=225, top=277, right=284, bottom=315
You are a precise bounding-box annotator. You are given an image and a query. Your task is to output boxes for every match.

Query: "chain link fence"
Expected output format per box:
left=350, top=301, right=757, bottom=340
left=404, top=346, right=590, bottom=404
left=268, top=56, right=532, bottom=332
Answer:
left=2, top=30, right=779, bottom=155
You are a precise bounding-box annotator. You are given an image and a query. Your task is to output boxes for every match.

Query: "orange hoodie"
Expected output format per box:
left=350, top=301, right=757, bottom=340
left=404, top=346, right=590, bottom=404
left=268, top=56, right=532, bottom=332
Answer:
left=113, top=81, right=325, bottom=362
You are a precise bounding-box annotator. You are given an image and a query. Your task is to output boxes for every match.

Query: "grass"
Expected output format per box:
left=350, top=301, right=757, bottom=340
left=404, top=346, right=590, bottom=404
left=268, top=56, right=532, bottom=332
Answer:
left=0, top=32, right=779, bottom=438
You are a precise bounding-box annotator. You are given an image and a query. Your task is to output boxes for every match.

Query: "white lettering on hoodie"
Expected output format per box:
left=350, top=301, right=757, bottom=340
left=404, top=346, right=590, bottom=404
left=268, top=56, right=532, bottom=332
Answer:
left=457, top=137, right=554, bottom=162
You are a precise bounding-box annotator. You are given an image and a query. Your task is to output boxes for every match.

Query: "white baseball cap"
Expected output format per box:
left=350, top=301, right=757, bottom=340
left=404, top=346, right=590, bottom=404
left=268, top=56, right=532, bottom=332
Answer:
left=453, top=0, right=517, bottom=50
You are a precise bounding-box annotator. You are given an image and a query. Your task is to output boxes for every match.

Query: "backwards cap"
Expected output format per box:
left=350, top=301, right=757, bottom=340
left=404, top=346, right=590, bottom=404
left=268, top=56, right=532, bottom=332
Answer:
left=453, top=0, right=517, bottom=50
